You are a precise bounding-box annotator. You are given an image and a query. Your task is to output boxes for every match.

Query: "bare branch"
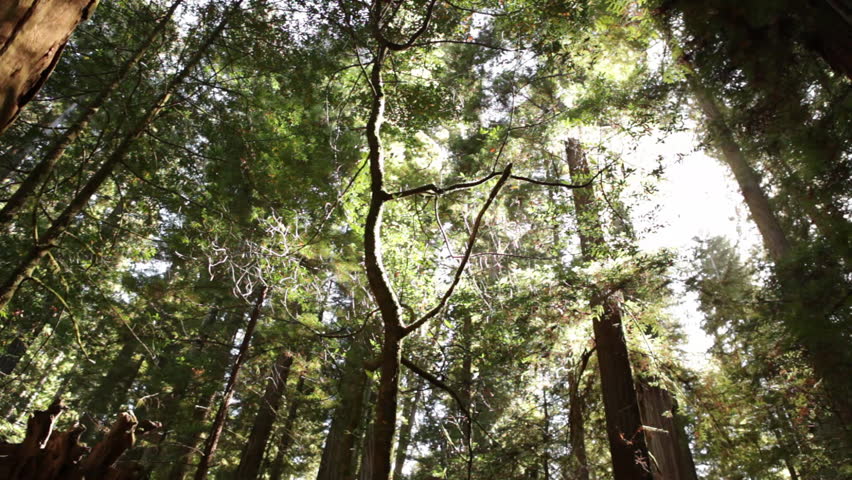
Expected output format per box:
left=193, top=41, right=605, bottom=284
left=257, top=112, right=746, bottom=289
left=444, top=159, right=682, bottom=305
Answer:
left=403, top=165, right=513, bottom=335
left=373, top=0, right=439, bottom=51
left=389, top=171, right=503, bottom=199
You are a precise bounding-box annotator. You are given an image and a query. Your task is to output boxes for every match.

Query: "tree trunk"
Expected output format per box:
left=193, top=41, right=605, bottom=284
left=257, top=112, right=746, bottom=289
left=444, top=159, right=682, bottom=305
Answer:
left=81, top=336, right=143, bottom=435
left=236, top=350, right=294, bottom=480
left=0, top=0, right=98, bottom=135
left=317, top=341, right=369, bottom=480
left=566, top=139, right=652, bottom=480
left=567, top=350, right=592, bottom=480
left=636, top=381, right=698, bottom=480
left=392, top=380, right=420, bottom=480
left=0, top=2, right=235, bottom=313
left=194, top=286, right=268, bottom=480
left=686, top=76, right=791, bottom=263
left=359, top=389, right=378, bottom=480
left=269, top=374, right=306, bottom=480
left=675, top=47, right=852, bottom=445
left=0, top=0, right=183, bottom=229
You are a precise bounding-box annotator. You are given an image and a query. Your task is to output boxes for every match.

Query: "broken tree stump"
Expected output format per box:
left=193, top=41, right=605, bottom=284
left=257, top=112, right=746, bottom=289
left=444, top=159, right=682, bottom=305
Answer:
left=0, top=399, right=161, bottom=480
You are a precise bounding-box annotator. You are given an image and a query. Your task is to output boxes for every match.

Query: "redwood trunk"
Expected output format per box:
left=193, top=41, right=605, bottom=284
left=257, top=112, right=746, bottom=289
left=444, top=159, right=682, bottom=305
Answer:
left=686, top=75, right=790, bottom=262
left=269, top=374, right=306, bottom=480
left=636, top=381, right=698, bottom=480
left=236, top=350, right=294, bottom=480
left=0, top=0, right=183, bottom=229
left=194, top=286, right=268, bottom=480
left=0, top=3, right=234, bottom=312
left=566, top=139, right=652, bottom=479
left=0, top=0, right=98, bottom=134
left=317, top=340, right=369, bottom=480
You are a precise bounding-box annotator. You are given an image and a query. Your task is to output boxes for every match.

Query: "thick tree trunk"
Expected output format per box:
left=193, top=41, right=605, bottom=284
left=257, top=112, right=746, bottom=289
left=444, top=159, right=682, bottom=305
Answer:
left=636, top=381, right=698, bottom=480
left=236, top=350, right=294, bottom=480
left=0, top=0, right=98, bottom=135
left=269, top=374, right=306, bottom=480
left=194, top=286, right=268, bottom=480
left=0, top=0, right=183, bottom=229
left=566, top=139, right=652, bottom=480
left=0, top=2, right=234, bottom=313
left=317, top=341, right=369, bottom=480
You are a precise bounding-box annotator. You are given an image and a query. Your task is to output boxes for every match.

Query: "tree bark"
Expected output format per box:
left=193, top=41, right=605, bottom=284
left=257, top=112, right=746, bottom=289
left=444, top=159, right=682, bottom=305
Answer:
left=392, top=380, right=420, bottom=480
left=317, top=341, right=369, bottom=480
left=636, top=381, right=698, bottom=480
left=194, top=286, right=268, bottom=480
left=566, top=139, right=652, bottom=480
left=685, top=75, right=791, bottom=263
left=0, top=0, right=183, bottom=229
left=567, top=349, right=592, bottom=480
left=0, top=0, right=98, bottom=135
left=269, top=374, right=306, bottom=480
left=236, top=350, right=294, bottom=480
left=0, top=1, right=235, bottom=313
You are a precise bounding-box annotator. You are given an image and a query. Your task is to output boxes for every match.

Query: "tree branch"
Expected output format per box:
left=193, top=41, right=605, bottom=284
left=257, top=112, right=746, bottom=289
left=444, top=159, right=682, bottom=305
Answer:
left=403, top=165, right=512, bottom=335
left=389, top=171, right=503, bottom=199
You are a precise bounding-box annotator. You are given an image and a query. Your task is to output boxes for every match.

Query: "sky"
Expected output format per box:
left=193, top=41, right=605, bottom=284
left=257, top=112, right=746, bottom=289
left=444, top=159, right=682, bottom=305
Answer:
left=627, top=129, right=761, bottom=368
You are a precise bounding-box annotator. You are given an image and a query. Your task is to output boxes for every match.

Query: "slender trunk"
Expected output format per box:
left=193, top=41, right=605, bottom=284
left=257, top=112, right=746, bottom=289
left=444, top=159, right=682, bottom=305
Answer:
left=236, top=350, right=294, bottom=480
left=567, top=350, right=591, bottom=480
left=317, top=341, right=369, bottom=480
left=0, top=0, right=183, bottom=229
left=686, top=76, right=790, bottom=263
left=636, top=381, right=698, bottom=480
left=0, top=102, right=77, bottom=185
left=566, top=139, right=652, bottom=480
left=361, top=41, right=405, bottom=480
left=359, top=390, right=378, bottom=480
left=194, top=286, right=268, bottom=480
left=0, top=0, right=98, bottom=134
left=0, top=3, right=235, bottom=312
left=269, top=374, right=306, bottom=480
left=392, top=381, right=420, bottom=480
left=81, top=337, right=143, bottom=434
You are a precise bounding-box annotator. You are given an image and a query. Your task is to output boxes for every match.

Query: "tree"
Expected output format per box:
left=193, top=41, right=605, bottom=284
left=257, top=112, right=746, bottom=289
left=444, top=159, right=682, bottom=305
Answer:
left=0, top=0, right=99, bottom=134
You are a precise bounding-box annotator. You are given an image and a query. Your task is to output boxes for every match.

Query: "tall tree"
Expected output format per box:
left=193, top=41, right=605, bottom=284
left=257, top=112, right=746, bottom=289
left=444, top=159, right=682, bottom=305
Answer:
left=0, top=0, right=98, bottom=134
left=566, top=138, right=652, bottom=479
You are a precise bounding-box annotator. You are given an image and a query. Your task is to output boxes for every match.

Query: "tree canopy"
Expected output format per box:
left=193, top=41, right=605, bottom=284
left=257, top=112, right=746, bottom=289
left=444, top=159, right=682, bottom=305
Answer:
left=0, top=1, right=849, bottom=479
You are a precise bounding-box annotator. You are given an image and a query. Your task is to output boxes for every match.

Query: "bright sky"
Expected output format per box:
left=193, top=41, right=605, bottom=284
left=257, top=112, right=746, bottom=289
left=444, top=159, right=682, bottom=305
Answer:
left=628, top=130, right=761, bottom=368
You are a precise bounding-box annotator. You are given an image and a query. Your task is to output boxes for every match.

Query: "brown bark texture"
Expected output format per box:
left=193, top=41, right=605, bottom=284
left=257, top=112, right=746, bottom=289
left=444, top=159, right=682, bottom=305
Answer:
left=0, top=0, right=98, bottom=135
left=566, top=139, right=652, bottom=480
left=0, top=0, right=183, bottom=229
left=194, top=286, right=268, bottom=480
left=236, top=350, right=293, bottom=480
left=0, top=399, right=161, bottom=480
left=636, top=381, right=699, bottom=480
left=317, top=342, right=369, bottom=480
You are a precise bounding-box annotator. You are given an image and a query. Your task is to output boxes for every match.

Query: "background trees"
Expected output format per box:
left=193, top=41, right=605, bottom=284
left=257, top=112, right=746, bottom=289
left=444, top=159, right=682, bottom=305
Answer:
left=0, top=0, right=848, bottom=479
